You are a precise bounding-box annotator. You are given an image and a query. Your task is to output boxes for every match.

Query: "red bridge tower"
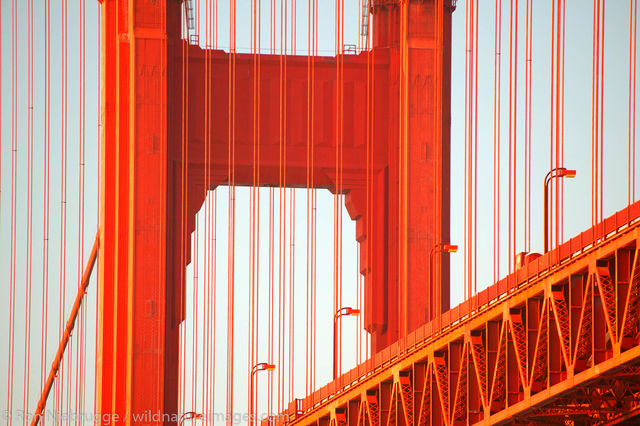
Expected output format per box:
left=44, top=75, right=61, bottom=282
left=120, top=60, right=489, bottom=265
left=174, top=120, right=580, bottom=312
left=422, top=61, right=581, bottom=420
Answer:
left=98, top=0, right=454, bottom=421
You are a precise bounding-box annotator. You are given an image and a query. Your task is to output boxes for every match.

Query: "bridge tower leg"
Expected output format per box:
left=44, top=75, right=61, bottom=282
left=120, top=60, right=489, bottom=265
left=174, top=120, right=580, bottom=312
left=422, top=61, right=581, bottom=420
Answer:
left=98, top=0, right=183, bottom=423
left=97, top=0, right=454, bottom=422
left=367, top=0, right=454, bottom=351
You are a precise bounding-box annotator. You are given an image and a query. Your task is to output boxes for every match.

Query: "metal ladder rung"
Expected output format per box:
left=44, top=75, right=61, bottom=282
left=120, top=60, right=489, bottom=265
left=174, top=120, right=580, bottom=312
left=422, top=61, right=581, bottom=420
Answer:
left=360, top=0, right=370, bottom=47
left=184, top=0, right=198, bottom=45
left=184, top=0, right=196, bottom=31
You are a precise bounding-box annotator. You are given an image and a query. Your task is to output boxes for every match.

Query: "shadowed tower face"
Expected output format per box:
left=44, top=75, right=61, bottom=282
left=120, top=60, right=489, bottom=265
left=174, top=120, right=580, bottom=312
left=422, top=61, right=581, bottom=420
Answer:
left=98, top=0, right=453, bottom=420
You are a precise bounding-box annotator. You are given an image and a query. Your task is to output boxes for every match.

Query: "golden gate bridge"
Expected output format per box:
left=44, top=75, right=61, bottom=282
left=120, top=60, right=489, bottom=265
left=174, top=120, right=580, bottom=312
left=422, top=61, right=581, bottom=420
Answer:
left=2, top=0, right=640, bottom=424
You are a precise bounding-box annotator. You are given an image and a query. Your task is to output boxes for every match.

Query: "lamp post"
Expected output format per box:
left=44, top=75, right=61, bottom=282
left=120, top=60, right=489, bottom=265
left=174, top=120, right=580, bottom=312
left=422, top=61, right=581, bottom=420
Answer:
left=178, top=412, right=202, bottom=426
left=544, top=167, right=576, bottom=253
left=250, top=362, right=275, bottom=426
left=429, top=243, right=458, bottom=319
left=333, top=307, right=360, bottom=380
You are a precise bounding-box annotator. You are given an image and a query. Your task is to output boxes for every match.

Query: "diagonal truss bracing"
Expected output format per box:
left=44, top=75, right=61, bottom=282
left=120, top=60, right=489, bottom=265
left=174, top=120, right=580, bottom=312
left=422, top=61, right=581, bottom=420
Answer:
left=278, top=202, right=640, bottom=425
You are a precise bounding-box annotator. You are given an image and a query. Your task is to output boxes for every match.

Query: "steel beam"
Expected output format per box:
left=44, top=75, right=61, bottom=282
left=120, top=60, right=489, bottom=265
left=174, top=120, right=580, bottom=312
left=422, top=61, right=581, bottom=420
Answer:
left=98, top=0, right=183, bottom=423
left=286, top=204, right=640, bottom=425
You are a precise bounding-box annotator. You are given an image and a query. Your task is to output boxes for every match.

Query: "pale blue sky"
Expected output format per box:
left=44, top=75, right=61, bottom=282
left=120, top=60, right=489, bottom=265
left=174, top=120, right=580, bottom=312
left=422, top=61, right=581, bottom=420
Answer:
left=1, top=1, right=639, bottom=424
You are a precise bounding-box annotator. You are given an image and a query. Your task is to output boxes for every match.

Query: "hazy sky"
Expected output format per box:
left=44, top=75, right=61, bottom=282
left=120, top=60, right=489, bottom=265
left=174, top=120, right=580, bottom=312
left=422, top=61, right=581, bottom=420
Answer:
left=1, top=0, right=639, bottom=424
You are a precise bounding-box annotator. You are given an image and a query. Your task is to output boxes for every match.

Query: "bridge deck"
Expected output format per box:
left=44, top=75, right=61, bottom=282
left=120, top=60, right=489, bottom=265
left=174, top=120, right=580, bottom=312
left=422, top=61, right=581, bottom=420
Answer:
left=282, top=200, right=640, bottom=425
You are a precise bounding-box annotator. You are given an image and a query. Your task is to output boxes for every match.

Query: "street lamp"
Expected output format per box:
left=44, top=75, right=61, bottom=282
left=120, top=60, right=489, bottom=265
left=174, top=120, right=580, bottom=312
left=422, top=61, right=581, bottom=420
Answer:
left=429, top=243, right=458, bottom=319
left=178, top=412, right=202, bottom=426
left=250, top=362, right=275, bottom=426
left=333, top=307, right=360, bottom=380
left=544, top=167, right=576, bottom=253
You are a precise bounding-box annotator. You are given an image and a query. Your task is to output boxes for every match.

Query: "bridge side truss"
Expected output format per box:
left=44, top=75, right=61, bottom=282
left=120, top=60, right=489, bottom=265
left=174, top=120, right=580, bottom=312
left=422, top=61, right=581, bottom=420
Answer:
left=288, top=225, right=640, bottom=425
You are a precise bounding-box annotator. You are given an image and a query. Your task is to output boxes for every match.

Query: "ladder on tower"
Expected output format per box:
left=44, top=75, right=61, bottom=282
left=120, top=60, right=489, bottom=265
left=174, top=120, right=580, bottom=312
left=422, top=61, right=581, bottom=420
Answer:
left=360, top=0, right=370, bottom=50
left=184, top=0, right=199, bottom=45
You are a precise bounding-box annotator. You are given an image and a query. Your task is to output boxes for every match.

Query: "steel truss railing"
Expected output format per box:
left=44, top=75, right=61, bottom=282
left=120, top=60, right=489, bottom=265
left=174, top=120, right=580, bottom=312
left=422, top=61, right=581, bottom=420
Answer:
left=281, top=201, right=640, bottom=425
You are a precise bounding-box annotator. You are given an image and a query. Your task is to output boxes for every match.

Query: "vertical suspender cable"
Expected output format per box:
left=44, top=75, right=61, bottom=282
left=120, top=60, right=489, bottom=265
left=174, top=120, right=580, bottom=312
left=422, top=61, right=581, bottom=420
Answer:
left=179, top=8, right=187, bottom=414
left=289, top=1, right=297, bottom=398
left=204, top=0, right=212, bottom=420
left=6, top=0, right=17, bottom=419
left=600, top=1, right=605, bottom=223
left=524, top=0, right=529, bottom=252
left=255, top=0, right=261, bottom=412
left=341, top=0, right=346, bottom=362
left=41, top=0, right=52, bottom=401
left=333, top=0, right=346, bottom=369
left=226, top=0, right=237, bottom=422
left=399, top=0, right=409, bottom=338
left=192, top=215, right=199, bottom=415
left=22, top=0, right=35, bottom=418
left=508, top=0, right=513, bottom=273
left=555, top=0, right=562, bottom=250
left=464, top=0, right=469, bottom=300
left=268, top=1, right=275, bottom=415
left=211, top=1, right=219, bottom=420
left=248, top=0, right=258, bottom=420
left=74, top=5, right=81, bottom=418
left=178, top=7, right=183, bottom=415
left=473, top=0, right=479, bottom=296
left=333, top=0, right=340, bottom=366
left=63, top=0, right=73, bottom=414
left=288, top=1, right=297, bottom=392
left=493, top=0, right=502, bottom=283
left=590, top=0, right=605, bottom=225
left=464, top=0, right=476, bottom=299
left=58, top=0, right=70, bottom=416
left=212, top=0, right=219, bottom=421
left=204, top=0, right=209, bottom=419
left=630, top=0, right=636, bottom=205
left=513, top=0, right=519, bottom=263
left=435, top=0, right=442, bottom=309
left=278, top=0, right=287, bottom=409
left=289, top=187, right=295, bottom=400
left=558, top=0, right=566, bottom=246
left=591, top=0, right=597, bottom=226
left=192, top=2, right=202, bottom=411
left=178, top=5, right=181, bottom=413
left=78, top=0, right=87, bottom=413
left=399, top=0, right=405, bottom=336
left=633, top=0, right=638, bottom=203
left=268, top=188, right=274, bottom=415
left=367, top=0, right=373, bottom=358
left=211, top=190, right=218, bottom=424
left=312, top=0, right=317, bottom=392
left=526, top=0, right=532, bottom=251
left=361, top=0, right=370, bottom=360
left=365, top=0, right=374, bottom=359
left=305, top=0, right=316, bottom=396
left=93, top=2, right=101, bottom=413
left=0, top=0, right=2, bottom=241
left=305, top=0, right=311, bottom=396
left=404, top=0, right=410, bottom=337
left=468, top=0, right=474, bottom=300
left=509, top=0, right=518, bottom=265
left=340, top=0, right=346, bottom=361
left=313, top=0, right=318, bottom=390
left=278, top=0, right=283, bottom=409
left=560, top=0, right=566, bottom=242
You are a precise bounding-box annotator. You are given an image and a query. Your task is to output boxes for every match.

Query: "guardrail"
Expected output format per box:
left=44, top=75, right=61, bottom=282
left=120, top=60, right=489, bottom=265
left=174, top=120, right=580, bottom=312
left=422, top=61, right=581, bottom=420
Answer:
left=292, top=199, right=640, bottom=419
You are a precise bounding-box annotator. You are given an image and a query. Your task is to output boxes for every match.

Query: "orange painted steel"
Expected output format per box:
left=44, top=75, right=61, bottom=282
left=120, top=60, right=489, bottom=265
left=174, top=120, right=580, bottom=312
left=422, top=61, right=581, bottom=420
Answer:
left=98, top=0, right=184, bottom=420
left=96, top=1, right=640, bottom=424
left=180, top=0, right=456, bottom=352
left=281, top=201, right=640, bottom=425
left=98, top=0, right=454, bottom=419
